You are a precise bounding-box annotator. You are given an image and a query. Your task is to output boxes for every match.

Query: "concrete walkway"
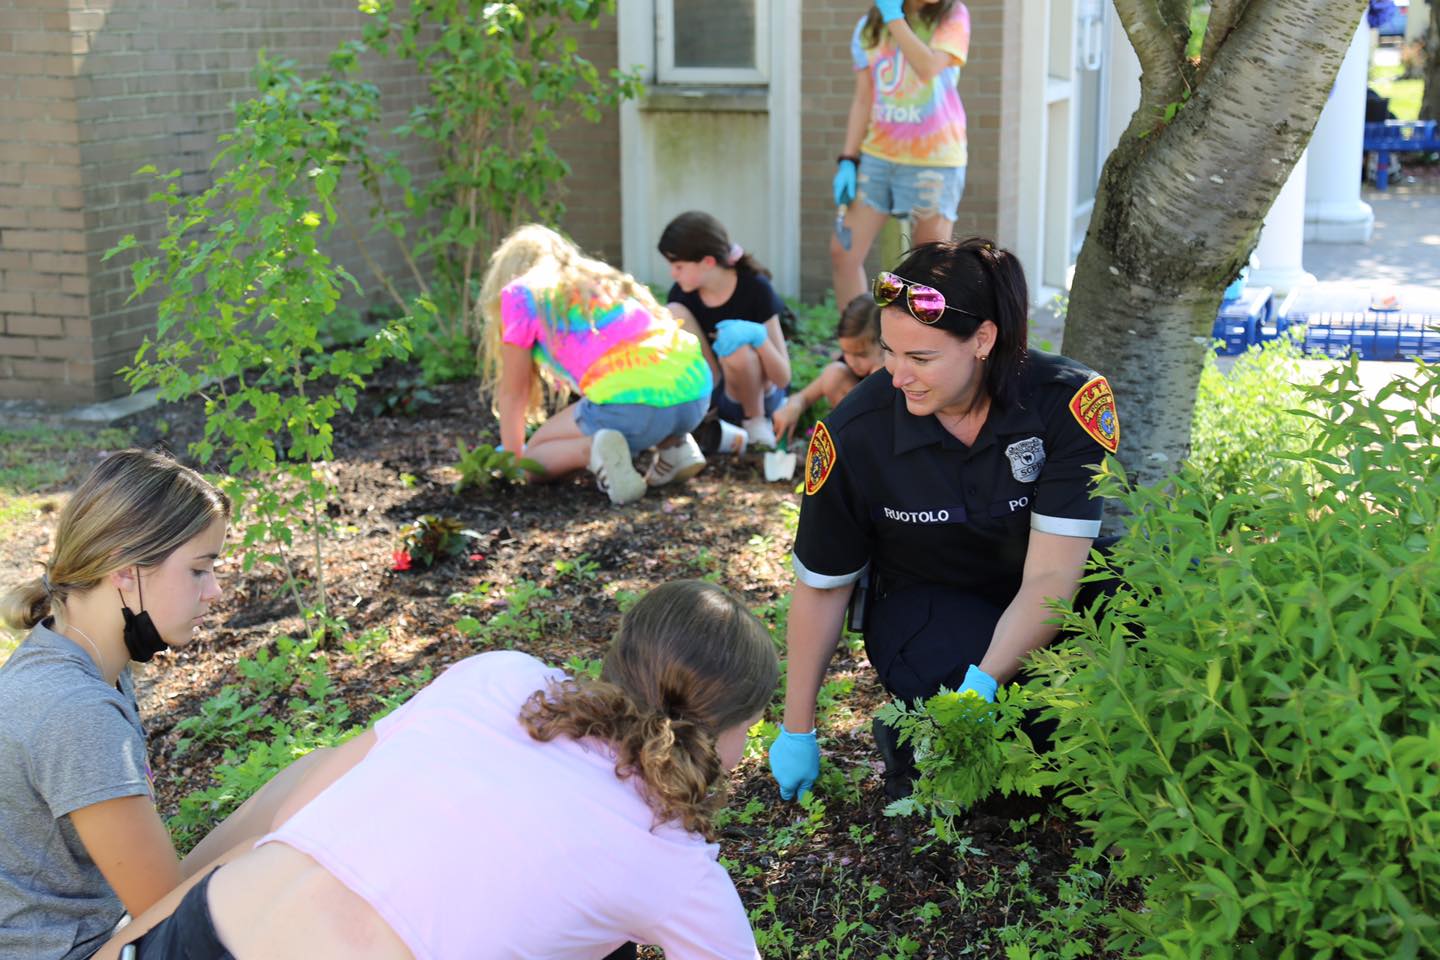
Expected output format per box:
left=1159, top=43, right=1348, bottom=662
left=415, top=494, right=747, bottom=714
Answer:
left=1307, top=180, right=1440, bottom=290
left=1292, top=180, right=1439, bottom=406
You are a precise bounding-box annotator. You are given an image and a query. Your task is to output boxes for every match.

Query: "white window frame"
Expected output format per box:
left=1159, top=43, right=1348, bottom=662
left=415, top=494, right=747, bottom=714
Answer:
left=655, top=0, right=769, bottom=85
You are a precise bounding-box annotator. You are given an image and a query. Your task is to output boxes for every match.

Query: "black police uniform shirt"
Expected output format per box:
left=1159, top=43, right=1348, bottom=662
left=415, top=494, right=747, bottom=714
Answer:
left=667, top=272, right=785, bottom=342
left=790, top=351, right=1120, bottom=609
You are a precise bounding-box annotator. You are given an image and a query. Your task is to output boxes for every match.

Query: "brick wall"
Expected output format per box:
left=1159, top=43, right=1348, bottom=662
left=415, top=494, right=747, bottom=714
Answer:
left=0, top=0, right=1020, bottom=405
left=0, top=0, right=92, bottom=403
left=551, top=13, right=624, bottom=266
left=0, top=0, right=435, bottom=406
left=74, top=1, right=435, bottom=406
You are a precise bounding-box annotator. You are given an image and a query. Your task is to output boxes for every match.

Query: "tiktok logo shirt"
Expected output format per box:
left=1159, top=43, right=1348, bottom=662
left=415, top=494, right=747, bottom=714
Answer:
left=850, top=4, right=971, bottom=168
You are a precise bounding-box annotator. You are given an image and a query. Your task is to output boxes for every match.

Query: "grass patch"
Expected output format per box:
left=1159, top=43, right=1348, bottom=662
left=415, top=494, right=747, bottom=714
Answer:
left=0, top=426, right=131, bottom=503
left=0, top=424, right=134, bottom=534
left=0, top=423, right=132, bottom=664
left=1370, top=62, right=1422, bottom=121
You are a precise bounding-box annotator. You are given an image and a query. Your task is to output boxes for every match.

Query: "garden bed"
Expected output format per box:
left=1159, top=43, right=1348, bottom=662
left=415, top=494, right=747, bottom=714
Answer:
left=3, top=359, right=1136, bottom=957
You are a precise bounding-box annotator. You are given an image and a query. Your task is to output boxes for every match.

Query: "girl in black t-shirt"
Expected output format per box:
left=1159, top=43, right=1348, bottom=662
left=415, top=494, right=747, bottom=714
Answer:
left=659, top=212, right=792, bottom=450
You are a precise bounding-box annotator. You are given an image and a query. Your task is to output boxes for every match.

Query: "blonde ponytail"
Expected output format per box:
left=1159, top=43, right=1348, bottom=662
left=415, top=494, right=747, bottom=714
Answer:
left=0, top=576, right=53, bottom=632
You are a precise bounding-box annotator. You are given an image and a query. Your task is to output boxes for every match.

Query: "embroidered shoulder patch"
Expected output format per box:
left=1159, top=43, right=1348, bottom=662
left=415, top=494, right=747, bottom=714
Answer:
left=805, top=421, right=838, bottom=496
left=1068, top=376, right=1120, bottom=453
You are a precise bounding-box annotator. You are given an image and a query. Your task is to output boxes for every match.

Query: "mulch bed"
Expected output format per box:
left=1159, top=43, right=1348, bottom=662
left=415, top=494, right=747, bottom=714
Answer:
left=10, top=360, right=1137, bottom=956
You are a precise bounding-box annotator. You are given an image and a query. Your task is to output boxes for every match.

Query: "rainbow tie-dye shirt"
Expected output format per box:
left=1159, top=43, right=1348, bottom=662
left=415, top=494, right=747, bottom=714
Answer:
left=500, top=281, right=712, bottom=407
left=852, top=4, right=971, bottom=167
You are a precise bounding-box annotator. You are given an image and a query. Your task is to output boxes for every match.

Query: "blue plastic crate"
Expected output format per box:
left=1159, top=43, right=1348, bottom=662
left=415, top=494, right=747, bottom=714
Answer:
left=1276, top=287, right=1440, bottom=361
left=1211, top=285, right=1272, bottom=355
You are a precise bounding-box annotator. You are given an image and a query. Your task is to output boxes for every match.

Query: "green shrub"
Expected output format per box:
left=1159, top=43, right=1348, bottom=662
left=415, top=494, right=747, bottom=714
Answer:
left=1189, top=334, right=1322, bottom=495
left=878, top=688, right=1039, bottom=817
left=106, top=53, right=412, bottom=631
left=1026, top=358, right=1440, bottom=958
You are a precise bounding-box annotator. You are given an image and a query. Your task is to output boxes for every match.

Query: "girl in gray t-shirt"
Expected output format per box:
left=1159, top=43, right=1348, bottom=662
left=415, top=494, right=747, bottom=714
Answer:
left=0, top=450, right=230, bottom=959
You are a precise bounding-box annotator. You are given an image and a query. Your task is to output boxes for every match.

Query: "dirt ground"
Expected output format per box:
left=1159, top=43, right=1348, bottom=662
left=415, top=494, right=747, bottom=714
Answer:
left=2, top=362, right=1135, bottom=958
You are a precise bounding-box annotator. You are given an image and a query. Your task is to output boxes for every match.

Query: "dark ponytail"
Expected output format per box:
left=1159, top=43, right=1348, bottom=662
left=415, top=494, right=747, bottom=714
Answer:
left=658, top=211, right=771, bottom=280
left=889, top=238, right=1029, bottom=410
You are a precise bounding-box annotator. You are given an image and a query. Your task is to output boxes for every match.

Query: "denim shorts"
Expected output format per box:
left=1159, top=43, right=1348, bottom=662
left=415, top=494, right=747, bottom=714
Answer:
left=575, top=395, right=709, bottom=451
left=714, top=381, right=787, bottom=425
left=857, top=154, right=965, bottom=221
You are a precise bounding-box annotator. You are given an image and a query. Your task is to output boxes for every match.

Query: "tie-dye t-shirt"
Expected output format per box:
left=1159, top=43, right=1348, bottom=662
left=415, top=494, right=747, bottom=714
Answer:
left=500, top=281, right=713, bottom=407
left=852, top=5, right=971, bottom=167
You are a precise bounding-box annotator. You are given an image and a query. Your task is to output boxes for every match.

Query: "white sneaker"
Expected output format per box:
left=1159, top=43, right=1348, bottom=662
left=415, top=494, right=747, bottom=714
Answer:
left=743, top=415, right=777, bottom=451
left=645, top=434, right=707, bottom=486
left=587, top=429, right=645, bottom=505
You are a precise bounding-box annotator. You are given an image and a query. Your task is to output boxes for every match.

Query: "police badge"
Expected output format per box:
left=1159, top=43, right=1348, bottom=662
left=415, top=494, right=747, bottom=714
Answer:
left=1004, top=437, right=1045, bottom=483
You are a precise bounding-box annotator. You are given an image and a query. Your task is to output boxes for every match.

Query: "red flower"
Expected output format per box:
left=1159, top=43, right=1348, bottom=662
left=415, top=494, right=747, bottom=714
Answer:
left=391, top=549, right=413, bottom=571
left=468, top=553, right=484, bottom=563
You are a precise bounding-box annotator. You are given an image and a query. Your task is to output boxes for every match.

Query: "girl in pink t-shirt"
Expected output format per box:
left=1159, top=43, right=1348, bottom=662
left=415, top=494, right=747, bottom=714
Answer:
left=100, top=580, right=777, bottom=960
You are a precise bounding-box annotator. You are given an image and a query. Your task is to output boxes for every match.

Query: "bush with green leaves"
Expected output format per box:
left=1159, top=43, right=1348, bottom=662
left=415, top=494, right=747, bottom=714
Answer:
left=876, top=687, right=1041, bottom=842
left=106, top=53, right=412, bottom=632
left=1024, top=358, right=1440, bottom=958
left=1188, top=333, right=1322, bottom=494
left=453, top=439, right=540, bottom=494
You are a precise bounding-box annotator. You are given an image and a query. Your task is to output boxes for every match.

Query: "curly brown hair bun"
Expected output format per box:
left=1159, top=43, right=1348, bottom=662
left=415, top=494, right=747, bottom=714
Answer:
left=519, top=580, right=778, bottom=840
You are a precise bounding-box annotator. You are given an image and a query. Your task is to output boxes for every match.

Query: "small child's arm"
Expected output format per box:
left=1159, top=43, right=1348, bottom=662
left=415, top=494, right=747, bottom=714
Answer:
left=772, top=362, right=849, bottom=443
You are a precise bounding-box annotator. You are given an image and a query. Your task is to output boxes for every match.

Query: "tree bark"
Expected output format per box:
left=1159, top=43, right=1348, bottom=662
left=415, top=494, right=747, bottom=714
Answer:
left=1063, top=0, right=1368, bottom=491
left=1423, top=0, right=1440, bottom=121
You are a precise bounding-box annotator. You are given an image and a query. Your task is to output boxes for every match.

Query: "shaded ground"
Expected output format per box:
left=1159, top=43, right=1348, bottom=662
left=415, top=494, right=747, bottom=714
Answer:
left=1, top=362, right=1135, bottom=957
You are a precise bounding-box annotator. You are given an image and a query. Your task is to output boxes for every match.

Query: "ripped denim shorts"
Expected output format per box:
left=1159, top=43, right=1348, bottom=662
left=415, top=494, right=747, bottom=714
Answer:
left=856, top=154, right=965, bottom=222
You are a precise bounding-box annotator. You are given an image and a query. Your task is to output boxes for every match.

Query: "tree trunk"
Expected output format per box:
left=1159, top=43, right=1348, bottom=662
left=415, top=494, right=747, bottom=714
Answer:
left=1063, top=0, right=1368, bottom=491
left=1423, top=0, right=1440, bottom=121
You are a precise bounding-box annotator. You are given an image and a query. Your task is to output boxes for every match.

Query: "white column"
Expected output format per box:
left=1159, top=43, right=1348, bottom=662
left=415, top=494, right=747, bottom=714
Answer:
left=1250, top=151, right=1317, bottom=295
left=1305, top=20, right=1374, bottom=243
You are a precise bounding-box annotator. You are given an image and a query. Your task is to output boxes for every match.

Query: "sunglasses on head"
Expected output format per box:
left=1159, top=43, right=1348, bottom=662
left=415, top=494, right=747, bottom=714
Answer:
left=872, top=271, right=984, bottom=326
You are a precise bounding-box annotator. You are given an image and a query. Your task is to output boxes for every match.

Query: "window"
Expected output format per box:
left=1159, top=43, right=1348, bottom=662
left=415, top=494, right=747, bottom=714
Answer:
left=656, top=0, right=768, bottom=84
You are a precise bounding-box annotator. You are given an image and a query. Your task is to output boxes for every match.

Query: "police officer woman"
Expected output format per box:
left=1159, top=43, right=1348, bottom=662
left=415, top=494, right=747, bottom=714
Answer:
left=768, top=238, right=1120, bottom=801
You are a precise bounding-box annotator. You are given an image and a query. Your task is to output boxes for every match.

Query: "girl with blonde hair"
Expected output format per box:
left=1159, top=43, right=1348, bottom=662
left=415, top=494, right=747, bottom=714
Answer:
left=475, top=224, right=714, bottom=505
left=100, top=580, right=778, bottom=960
left=0, top=450, right=230, bottom=960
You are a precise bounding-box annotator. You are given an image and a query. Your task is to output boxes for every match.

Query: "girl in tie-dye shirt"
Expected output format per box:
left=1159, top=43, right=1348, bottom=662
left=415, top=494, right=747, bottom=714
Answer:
left=830, top=0, right=971, bottom=311
left=477, top=225, right=713, bottom=505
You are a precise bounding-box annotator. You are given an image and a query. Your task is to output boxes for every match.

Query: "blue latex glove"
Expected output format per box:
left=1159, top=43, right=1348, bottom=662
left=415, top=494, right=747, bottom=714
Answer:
left=958, top=664, right=999, bottom=703
left=833, top=158, right=857, bottom=207
left=875, top=0, right=905, bottom=23
left=768, top=728, right=820, bottom=801
left=712, top=318, right=769, bottom=358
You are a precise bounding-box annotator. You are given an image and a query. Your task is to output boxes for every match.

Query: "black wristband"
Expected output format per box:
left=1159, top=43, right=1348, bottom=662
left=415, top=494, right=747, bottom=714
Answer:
left=837, top=154, right=860, bottom=166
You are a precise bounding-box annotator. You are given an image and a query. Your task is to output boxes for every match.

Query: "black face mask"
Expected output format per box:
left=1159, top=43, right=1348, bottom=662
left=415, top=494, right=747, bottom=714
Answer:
left=119, top=571, right=168, bottom=663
